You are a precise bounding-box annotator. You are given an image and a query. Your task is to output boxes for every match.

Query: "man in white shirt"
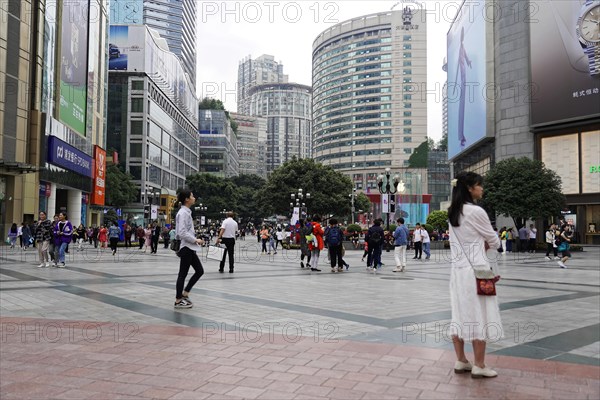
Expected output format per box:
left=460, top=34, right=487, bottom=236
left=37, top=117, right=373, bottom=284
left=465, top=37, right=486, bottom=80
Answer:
left=421, top=227, right=431, bottom=260
left=413, top=223, right=423, bottom=259
left=216, top=211, right=239, bottom=273
left=528, top=224, right=537, bottom=254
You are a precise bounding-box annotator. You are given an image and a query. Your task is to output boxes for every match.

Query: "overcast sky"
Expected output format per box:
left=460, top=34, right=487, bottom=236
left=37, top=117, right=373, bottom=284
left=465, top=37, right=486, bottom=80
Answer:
left=197, top=0, right=462, bottom=141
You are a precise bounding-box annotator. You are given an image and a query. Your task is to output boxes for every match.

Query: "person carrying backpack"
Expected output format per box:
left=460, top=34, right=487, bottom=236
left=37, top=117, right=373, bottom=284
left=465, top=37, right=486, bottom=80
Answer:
left=365, top=219, right=385, bottom=272
left=325, top=218, right=344, bottom=273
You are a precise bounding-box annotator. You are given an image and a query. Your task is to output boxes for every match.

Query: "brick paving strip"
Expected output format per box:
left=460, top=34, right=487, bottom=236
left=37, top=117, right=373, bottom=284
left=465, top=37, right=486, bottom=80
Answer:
left=1, top=317, right=599, bottom=399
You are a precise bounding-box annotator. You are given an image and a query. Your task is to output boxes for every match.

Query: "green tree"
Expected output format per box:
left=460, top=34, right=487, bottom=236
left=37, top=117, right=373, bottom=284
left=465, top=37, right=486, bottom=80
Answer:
left=408, top=138, right=435, bottom=168
left=198, top=98, right=226, bottom=110
left=185, top=173, right=238, bottom=221
left=231, top=174, right=267, bottom=223
left=104, top=209, right=119, bottom=226
left=256, top=158, right=353, bottom=218
left=105, top=163, right=138, bottom=208
left=354, top=192, right=372, bottom=214
left=346, top=224, right=362, bottom=233
left=483, top=157, right=565, bottom=229
left=437, top=133, right=448, bottom=151
left=427, top=210, right=449, bottom=231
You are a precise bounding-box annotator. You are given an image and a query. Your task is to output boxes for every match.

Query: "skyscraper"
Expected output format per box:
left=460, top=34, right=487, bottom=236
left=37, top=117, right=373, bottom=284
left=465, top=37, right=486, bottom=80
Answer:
left=237, top=55, right=288, bottom=115
left=111, top=0, right=197, bottom=90
left=312, top=8, right=428, bottom=191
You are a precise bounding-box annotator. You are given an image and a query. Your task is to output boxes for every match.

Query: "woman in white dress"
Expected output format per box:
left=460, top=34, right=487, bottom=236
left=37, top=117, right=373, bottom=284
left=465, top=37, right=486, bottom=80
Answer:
left=448, top=172, right=502, bottom=378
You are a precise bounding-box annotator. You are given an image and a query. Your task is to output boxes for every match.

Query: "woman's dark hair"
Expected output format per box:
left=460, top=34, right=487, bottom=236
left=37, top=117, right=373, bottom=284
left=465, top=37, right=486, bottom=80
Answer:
left=177, top=189, right=192, bottom=206
left=374, top=219, right=381, bottom=226
left=448, top=171, right=483, bottom=227
left=113, top=221, right=119, bottom=227
left=10, top=223, right=17, bottom=233
left=329, top=218, right=338, bottom=225
left=59, top=212, right=68, bottom=219
left=312, top=214, right=322, bottom=222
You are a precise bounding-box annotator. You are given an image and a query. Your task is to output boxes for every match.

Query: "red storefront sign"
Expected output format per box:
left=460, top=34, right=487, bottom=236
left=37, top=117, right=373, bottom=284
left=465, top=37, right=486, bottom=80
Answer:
left=90, top=146, right=106, bottom=205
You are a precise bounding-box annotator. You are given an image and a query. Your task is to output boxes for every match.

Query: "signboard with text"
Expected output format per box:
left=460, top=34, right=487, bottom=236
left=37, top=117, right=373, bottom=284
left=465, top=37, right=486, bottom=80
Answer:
left=91, top=145, right=106, bottom=205
left=47, top=136, right=93, bottom=177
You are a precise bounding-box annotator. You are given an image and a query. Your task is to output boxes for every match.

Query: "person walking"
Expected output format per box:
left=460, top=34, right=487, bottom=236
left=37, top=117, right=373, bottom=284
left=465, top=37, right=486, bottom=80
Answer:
left=53, top=212, right=73, bottom=267
left=7, top=223, right=18, bottom=248
left=275, top=227, right=284, bottom=250
left=21, top=222, right=32, bottom=250
left=144, top=224, right=152, bottom=252
left=268, top=227, right=277, bottom=255
left=34, top=212, right=52, bottom=267
left=518, top=225, right=528, bottom=252
left=528, top=224, right=537, bottom=254
left=108, top=221, right=121, bottom=255
left=448, top=172, right=502, bottom=378
left=499, top=227, right=507, bottom=254
left=557, top=225, right=573, bottom=268
left=174, top=189, right=205, bottom=309
left=393, top=217, right=410, bottom=272
left=308, top=214, right=324, bottom=272
left=421, top=226, right=431, bottom=260
left=136, top=225, right=145, bottom=249
left=98, top=225, right=108, bottom=249
left=325, top=218, right=344, bottom=273
left=412, top=223, right=423, bottom=259
left=151, top=223, right=161, bottom=254
left=298, top=219, right=312, bottom=269
left=260, top=225, right=269, bottom=254
left=506, top=227, right=514, bottom=253
left=545, top=224, right=558, bottom=260
left=216, top=211, right=238, bottom=273
left=162, top=226, right=170, bottom=249
left=124, top=224, right=133, bottom=248
left=75, top=224, right=86, bottom=251
left=365, top=219, right=385, bottom=272
left=49, top=215, right=59, bottom=263
left=169, top=226, right=176, bottom=248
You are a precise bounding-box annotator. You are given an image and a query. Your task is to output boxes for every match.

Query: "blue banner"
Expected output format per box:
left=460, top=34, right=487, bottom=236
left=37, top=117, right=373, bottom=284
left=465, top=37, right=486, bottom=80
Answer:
left=47, top=136, right=93, bottom=177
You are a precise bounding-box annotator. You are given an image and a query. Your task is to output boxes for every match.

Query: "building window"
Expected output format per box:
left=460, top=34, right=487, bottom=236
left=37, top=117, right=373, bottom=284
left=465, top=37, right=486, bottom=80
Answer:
left=130, top=143, right=142, bottom=157
left=404, top=148, right=412, bottom=154
left=130, top=120, right=143, bottom=135
left=404, top=128, right=412, bottom=134
left=403, top=44, right=412, bottom=50
left=403, top=61, right=412, bottom=66
left=403, top=94, right=412, bottom=100
left=131, top=80, right=144, bottom=90
left=404, top=120, right=412, bottom=125
left=403, top=35, right=412, bottom=41
left=404, top=69, right=412, bottom=75
left=131, top=98, right=143, bottom=113
left=404, top=103, right=412, bottom=108
left=403, top=111, right=412, bottom=117
left=403, top=137, right=412, bottom=142
left=403, top=52, right=412, bottom=58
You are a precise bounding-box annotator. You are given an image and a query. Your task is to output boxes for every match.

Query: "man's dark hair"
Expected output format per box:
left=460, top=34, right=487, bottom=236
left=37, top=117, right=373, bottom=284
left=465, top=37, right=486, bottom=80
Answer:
left=397, top=217, right=405, bottom=224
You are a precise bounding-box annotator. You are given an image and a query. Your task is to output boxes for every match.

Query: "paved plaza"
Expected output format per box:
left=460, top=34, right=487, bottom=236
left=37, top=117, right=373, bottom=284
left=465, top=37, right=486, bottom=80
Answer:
left=1, top=242, right=599, bottom=399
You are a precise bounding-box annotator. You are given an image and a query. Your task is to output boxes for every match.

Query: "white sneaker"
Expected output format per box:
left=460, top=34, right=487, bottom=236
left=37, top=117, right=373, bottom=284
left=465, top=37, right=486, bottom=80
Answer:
left=393, top=267, right=402, bottom=272
left=57, top=263, right=66, bottom=268
left=545, top=256, right=551, bottom=260
left=45, top=262, right=51, bottom=267
left=331, top=268, right=337, bottom=273
left=337, top=267, right=343, bottom=272
left=37, top=263, right=45, bottom=268
left=554, top=256, right=560, bottom=260
left=400, top=266, right=405, bottom=272
left=471, top=365, right=497, bottom=378
left=558, top=261, right=567, bottom=269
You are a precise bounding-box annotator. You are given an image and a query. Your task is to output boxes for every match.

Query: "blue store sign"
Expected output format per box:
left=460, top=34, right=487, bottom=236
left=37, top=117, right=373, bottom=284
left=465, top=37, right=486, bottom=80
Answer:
left=47, top=136, right=93, bottom=177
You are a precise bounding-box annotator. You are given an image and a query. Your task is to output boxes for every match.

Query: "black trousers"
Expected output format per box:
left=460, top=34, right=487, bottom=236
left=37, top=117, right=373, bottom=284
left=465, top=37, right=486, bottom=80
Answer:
left=176, top=247, right=204, bottom=299
left=220, top=238, right=235, bottom=271
left=109, top=238, right=119, bottom=252
left=546, top=243, right=557, bottom=257
left=151, top=237, right=159, bottom=253
left=328, top=245, right=343, bottom=268
left=414, top=241, right=422, bottom=259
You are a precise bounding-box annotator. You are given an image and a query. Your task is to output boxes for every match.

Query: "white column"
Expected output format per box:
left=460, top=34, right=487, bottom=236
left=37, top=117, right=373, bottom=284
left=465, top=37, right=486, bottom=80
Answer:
left=67, top=190, right=82, bottom=228
left=47, top=184, right=57, bottom=217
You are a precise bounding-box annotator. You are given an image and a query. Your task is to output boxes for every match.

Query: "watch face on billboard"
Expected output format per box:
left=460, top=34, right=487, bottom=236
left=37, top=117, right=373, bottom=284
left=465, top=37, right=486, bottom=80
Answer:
left=530, top=0, right=600, bottom=126
left=447, top=1, right=488, bottom=160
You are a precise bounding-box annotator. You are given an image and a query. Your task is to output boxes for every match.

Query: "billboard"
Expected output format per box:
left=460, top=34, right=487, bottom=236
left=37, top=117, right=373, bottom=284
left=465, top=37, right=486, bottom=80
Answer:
left=447, top=0, right=489, bottom=160
left=58, top=0, right=89, bottom=136
left=530, top=1, right=600, bottom=126
left=108, top=25, right=145, bottom=71
left=91, top=145, right=106, bottom=206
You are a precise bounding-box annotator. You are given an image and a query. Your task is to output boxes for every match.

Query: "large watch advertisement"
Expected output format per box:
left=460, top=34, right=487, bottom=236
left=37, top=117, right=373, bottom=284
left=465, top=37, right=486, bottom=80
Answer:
left=447, top=0, right=489, bottom=160
left=530, top=0, right=600, bottom=127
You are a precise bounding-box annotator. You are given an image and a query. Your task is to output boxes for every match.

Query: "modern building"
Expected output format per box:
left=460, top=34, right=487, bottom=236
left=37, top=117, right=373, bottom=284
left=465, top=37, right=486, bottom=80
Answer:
left=1, top=0, right=110, bottom=237
left=247, top=83, right=312, bottom=173
left=198, top=110, right=239, bottom=178
left=446, top=0, right=600, bottom=243
left=107, top=25, right=199, bottom=224
left=312, top=7, right=428, bottom=191
left=427, top=149, right=450, bottom=211
left=237, top=55, right=288, bottom=116
left=230, top=113, right=268, bottom=178
left=111, top=0, right=197, bottom=91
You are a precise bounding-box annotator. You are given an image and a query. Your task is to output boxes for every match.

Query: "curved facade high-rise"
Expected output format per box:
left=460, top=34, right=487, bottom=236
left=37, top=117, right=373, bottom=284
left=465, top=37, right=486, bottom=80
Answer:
left=143, top=0, right=197, bottom=90
left=247, top=83, right=312, bottom=173
left=312, top=8, right=427, bottom=191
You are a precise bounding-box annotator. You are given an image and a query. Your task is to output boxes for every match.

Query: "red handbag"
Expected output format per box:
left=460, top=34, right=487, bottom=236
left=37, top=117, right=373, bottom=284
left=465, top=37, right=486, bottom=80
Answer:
left=474, top=269, right=501, bottom=296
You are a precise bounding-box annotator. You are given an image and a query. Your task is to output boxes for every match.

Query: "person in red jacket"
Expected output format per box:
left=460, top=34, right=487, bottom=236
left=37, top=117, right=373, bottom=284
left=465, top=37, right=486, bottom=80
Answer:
left=308, top=214, right=324, bottom=272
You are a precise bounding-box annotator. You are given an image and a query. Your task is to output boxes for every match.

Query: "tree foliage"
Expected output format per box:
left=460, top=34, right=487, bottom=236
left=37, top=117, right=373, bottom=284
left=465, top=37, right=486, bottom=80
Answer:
left=437, top=133, right=448, bottom=151
left=354, top=193, right=372, bottom=214
left=426, top=210, right=449, bottom=231
left=408, top=138, right=435, bottom=168
left=346, top=224, right=362, bottom=233
left=483, top=157, right=565, bottom=229
left=256, top=157, right=354, bottom=218
left=105, top=163, right=138, bottom=209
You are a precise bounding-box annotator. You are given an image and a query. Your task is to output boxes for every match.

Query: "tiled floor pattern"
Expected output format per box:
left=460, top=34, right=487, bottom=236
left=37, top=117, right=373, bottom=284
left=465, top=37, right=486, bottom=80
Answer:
left=1, top=317, right=599, bottom=400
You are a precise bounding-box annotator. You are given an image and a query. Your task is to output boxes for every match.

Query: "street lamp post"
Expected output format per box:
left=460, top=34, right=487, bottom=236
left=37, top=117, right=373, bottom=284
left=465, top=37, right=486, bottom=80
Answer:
left=348, top=187, right=358, bottom=224
left=145, top=188, right=160, bottom=226
left=377, top=168, right=400, bottom=232
left=290, top=188, right=310, bottom=221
